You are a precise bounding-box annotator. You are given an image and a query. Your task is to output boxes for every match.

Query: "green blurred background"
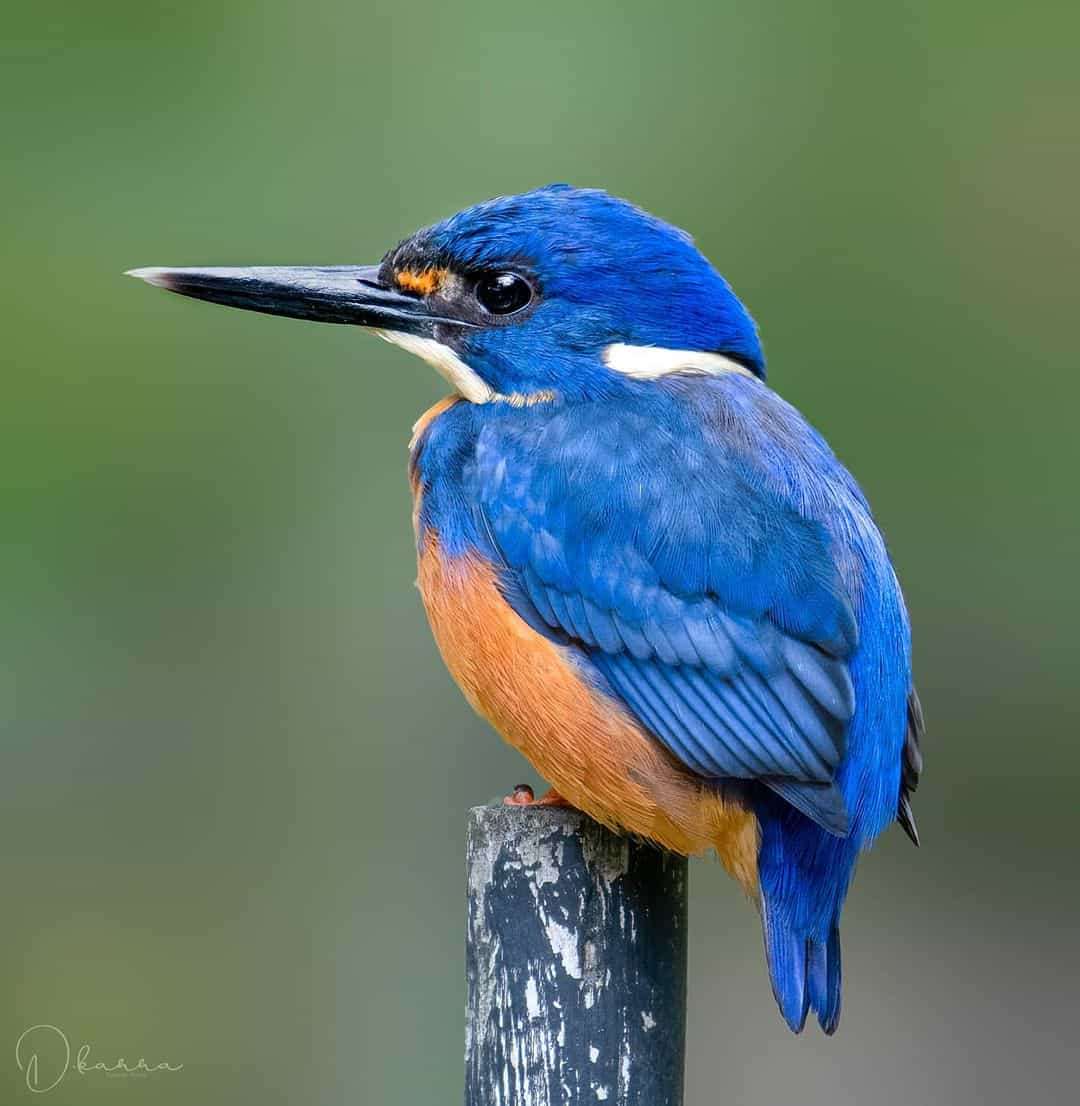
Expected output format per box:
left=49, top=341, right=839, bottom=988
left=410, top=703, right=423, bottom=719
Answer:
left=3, top=1, right=1077, bottom=1103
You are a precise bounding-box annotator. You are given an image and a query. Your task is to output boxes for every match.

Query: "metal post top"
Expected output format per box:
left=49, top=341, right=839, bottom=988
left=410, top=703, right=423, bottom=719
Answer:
left=468, top=801, right=612, bottom=833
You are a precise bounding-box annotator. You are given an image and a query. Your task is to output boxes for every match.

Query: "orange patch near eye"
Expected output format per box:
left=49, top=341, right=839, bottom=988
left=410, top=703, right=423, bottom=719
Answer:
left=395, top=268, right=448, bottom=296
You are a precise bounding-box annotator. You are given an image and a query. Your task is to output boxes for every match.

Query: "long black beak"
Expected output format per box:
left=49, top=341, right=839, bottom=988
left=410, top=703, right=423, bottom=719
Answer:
left=125, top=264, right=469, bottom=335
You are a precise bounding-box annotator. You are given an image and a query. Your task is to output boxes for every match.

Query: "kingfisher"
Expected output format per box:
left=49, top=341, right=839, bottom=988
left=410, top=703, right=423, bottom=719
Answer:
left=129, top=184, right=922, bottom=1034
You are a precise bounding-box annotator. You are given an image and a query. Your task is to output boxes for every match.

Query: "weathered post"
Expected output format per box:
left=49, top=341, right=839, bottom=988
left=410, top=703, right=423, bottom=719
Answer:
left=465, top=803, right=688, bottom=1106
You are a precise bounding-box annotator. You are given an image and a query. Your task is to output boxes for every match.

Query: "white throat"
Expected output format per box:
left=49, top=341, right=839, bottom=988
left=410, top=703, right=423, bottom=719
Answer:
left=375, top=330, right=496, bottom=404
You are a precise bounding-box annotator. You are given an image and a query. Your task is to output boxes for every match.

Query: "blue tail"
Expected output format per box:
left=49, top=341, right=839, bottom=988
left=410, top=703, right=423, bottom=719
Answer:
left=757, top=799, right=854, bottom=1034
left=806, top=923, right=842, bottom=1034
left=762, top=903, right=842, bottom=1034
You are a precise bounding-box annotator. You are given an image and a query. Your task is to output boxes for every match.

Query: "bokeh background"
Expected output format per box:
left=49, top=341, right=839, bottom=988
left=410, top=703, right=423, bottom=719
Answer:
left=4, top=1, right=1078, bottom=1103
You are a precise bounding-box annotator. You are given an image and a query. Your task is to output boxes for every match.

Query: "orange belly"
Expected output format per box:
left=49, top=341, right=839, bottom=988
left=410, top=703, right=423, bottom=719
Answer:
left=415, top=532, right=759, bottom=893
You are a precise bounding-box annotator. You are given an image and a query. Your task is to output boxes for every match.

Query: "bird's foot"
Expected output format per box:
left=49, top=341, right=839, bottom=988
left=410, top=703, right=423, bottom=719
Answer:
left=502, top=784, right=572, bottom=808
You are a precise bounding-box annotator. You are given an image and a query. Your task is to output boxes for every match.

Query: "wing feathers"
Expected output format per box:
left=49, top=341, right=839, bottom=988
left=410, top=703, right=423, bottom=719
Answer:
left=781, top=637, right=856, bottom=720
left=521, top=566, right=559, bottom=628
left=476, top=399, right=863, bottom=835
left=582, top=597, right=623, bottom=654
left=766, top=779, right=850, bottom=837
left=612, top=612, right=653, bottom=660
left=668, top=667, right=772, bottom=776
left=601, top=654, right=715, bottom=776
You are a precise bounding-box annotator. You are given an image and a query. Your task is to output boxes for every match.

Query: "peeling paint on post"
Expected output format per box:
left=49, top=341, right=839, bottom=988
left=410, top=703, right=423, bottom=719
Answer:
left=465, top=804, right=687, bottom=1106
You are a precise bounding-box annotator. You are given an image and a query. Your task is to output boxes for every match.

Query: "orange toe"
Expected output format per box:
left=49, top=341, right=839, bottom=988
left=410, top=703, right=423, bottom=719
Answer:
left=502, top=784, right=574, bottom=808
left=535, top=787, right=573, bottom=808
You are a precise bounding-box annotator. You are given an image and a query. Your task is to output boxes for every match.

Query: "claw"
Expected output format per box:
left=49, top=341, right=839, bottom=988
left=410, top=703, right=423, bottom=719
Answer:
left=502, top=784, right=573, bottom=808
left=503, top=784, right=535, bottom=806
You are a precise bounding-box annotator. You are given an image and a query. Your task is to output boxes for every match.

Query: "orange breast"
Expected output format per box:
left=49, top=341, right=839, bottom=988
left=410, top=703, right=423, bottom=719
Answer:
left=415, top=532, right=759, bottom=893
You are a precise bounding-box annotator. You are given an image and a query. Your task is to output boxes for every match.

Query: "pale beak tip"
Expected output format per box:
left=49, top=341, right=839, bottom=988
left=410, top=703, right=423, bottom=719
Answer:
left=125, top=267, right=174, bottom=288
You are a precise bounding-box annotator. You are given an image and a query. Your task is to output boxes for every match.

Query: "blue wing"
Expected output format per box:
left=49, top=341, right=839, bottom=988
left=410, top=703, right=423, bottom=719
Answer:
left=471, top=390, right=859, bottom=835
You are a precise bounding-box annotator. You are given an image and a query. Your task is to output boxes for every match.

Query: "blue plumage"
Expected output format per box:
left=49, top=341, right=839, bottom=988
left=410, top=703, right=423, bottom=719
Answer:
left=387, top=184, right=766, bottom=395
left=133, top=184, right=922, bottom=1035
left=412, top=364, right=913, bottom=1032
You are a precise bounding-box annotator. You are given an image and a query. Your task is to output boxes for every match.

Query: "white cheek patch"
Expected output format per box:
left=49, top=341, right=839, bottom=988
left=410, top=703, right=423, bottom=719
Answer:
left=603, top=342, right=754, bottom=381
left=375, top=330, right=496, bottom=404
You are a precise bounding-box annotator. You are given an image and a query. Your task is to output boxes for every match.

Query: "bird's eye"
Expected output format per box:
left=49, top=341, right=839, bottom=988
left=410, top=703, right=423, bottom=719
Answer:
left=475, top=272, right=532, bottom=316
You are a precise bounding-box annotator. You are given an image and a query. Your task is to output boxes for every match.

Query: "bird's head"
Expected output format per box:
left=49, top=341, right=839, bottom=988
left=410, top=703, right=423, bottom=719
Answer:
left=130, top=185, right=764, bottom=403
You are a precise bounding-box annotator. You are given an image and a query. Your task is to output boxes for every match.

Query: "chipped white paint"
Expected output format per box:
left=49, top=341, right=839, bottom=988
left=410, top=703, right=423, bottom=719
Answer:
left=547, top=918, right=581, bottom=980
left=465, top=805, right=688, bottom=1106
left=524, top=833, right=563, bottom=891
left=603, top=341, right=754, bottom=381
left=525, top=978, right=541, bottom=1020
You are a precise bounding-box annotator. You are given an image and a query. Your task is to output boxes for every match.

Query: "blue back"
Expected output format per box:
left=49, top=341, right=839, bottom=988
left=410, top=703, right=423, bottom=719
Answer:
left=413, top=373, right=909, bottom=836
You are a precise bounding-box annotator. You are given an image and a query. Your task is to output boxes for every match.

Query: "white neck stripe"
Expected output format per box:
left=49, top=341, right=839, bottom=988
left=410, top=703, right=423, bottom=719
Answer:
left=377, top=332, right=753, bottom=406
left=603, top=342, right=754, bottom=380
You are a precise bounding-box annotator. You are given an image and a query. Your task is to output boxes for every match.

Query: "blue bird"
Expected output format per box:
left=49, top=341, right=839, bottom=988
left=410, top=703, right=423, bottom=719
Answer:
left=129, top=184, right=923, bottom=1034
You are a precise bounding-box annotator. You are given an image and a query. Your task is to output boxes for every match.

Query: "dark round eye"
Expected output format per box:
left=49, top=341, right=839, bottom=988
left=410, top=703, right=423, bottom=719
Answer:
left=475, top=271, right=532, bottom=316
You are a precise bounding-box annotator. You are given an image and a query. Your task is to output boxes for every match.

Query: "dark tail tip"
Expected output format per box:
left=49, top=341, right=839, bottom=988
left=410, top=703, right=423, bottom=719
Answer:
left=898, top=794, right=920, bottom=847
left=897, top=688, right=925, bottom=847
